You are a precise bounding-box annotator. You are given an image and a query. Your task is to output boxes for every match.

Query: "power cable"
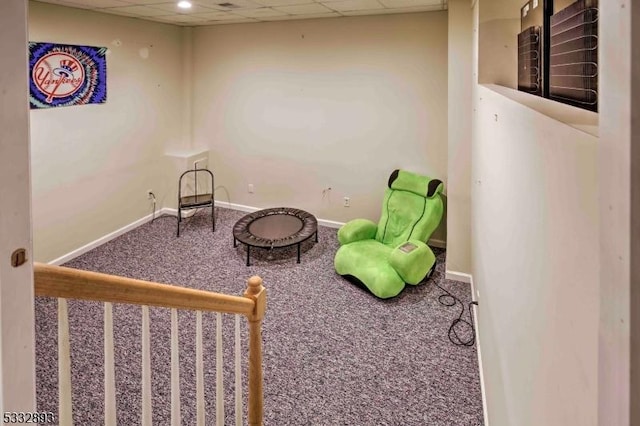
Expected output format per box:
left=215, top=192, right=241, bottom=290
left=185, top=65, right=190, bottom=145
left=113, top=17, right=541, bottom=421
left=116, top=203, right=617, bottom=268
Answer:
left=434, top=281, right=478, bottom=347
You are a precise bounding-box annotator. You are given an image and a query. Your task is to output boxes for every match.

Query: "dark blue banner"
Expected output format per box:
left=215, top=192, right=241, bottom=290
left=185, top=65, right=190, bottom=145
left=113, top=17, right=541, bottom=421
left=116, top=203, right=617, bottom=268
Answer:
left=29, top=42, right=107, bottom=109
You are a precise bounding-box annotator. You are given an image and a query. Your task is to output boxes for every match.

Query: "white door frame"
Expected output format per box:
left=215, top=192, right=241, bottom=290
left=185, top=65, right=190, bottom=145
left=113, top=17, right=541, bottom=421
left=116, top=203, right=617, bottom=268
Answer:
left=631, top=3, right=640, bottom=422
left=0, top=0, right=36, bottom=413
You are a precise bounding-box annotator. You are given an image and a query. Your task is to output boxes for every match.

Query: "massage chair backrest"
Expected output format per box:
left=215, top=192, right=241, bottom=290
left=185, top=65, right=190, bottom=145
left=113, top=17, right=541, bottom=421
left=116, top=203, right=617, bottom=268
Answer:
left=375, top=169, right=444, bottom=248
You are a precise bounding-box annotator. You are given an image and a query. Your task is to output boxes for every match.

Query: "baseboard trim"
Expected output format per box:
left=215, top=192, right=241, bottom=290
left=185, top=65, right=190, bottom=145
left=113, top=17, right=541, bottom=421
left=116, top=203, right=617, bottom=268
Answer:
left=162, top=207, right=178, bottom=216
left=211, top=201, right=345, bottom=229
left=212, top=201, right=446, bottom=242
left=49, top=203, right=447, bottom=265
left=160, top=207, right=197, bottom=218
left=445, top=270, right=472, bottom=283
left=429, top=238, right=446, bottom=249
left=316, top=218, right=344, bottom=229
left=48, top=212, right=157, bottom=265
left=212, top=201, right=255, bottom=213
left=470, top=275, right=490, bottom=426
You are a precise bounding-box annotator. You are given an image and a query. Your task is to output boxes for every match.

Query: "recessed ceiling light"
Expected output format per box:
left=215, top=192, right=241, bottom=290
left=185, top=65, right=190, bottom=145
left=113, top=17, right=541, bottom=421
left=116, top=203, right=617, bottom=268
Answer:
left=177, top=0, right=192, bottom=9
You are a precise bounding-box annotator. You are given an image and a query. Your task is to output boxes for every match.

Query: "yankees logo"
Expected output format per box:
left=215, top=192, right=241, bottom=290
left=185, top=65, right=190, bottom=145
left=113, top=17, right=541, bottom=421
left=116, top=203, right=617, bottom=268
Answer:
left=32, top=52, right=85, bottom=103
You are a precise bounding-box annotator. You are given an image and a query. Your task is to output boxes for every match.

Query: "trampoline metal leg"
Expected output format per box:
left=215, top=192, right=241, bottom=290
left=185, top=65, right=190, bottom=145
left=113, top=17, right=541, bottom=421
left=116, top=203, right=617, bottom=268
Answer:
left=315, top=231, right=318, bottom=243
left=246, top=245, right=251, bottom=267
left=297, top=243, right=301, bottom=263
left=234, top=238, right=237, bottom=248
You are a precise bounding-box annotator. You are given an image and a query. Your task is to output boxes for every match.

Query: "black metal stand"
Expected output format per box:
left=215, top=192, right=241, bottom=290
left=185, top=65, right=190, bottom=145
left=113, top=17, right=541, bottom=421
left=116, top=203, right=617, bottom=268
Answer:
left=176, top=168, right=215, bottom=237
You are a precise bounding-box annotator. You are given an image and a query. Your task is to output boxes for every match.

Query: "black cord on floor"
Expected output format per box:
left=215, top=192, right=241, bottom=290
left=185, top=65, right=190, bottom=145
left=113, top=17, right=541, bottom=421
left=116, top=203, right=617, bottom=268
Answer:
left=434, top=281, right=478, bottom=347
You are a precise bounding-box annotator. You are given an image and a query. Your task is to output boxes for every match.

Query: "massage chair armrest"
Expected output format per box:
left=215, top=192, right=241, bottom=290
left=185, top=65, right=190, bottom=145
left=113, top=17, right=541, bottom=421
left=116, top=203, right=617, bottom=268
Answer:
left=389, top=240, right=436, bottom=285
left=337, top=219, right=378, bottom=245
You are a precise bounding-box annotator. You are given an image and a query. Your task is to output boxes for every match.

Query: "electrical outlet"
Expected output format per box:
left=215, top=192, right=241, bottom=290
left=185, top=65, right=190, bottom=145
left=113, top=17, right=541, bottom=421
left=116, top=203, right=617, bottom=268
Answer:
left=343, top=196, right=350, bottom=207
left=248, top=184, right=254, bottom=193
left=147, top=189, right=154, bottom=200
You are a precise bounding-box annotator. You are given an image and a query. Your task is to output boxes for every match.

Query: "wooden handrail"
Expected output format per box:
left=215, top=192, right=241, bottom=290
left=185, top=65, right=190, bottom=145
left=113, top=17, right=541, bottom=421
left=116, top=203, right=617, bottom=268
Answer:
left=33, top=262, right=266, bottom=425
left=33, top=263, right=255, bottom=315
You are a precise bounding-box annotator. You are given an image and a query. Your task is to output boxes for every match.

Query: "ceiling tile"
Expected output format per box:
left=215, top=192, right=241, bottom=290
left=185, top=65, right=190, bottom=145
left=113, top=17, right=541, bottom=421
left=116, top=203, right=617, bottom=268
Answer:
left=102, top=5, right=171, bottom=15
left=100, top=7, right=138, bottom=15
left=194, top=10, right=249, bottom=19
left=197, top=12, right=254, bottom=22
left=273, top=3, right=332, bottom=14
left=149, top=2, right=218, bottom=13
left=150, top=19, right=193, bottom=25
left=252, top=0, right=311, bottom=6
left=191, top=0, right=225, bottom=6
left=35, top=0, right=75, bottom=4
left=203, top=17, right=259, bottom=23
left=231, top=7, right=290, bottom=17
left=36, top=0, right=447, bottom=25
left=34, top=0, right=93, bottom=8
left=377, top=0, right=440, bottom=7
left=90, top=0, right=135, bottom=7
left=341, top=3, right=440, bottom=14
left=153, top=13, right=208, bottom=21
left=259, top=11, right=339, bottom=19
left=195, top=0, right=263, bottom=10
left=322, top=0, right=382, bottom=12
left=116, top=0, right=166, bottom=3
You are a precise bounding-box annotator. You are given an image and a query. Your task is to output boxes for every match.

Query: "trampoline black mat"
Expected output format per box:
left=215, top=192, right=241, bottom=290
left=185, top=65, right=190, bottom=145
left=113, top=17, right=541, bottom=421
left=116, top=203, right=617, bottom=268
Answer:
left=233, top=207, right=318, bottom=265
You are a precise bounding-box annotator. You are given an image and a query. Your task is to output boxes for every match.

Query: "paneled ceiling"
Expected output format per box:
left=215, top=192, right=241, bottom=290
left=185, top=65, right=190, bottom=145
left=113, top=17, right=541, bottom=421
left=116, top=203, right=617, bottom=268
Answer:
left=33, top=0, right=447, bottom=26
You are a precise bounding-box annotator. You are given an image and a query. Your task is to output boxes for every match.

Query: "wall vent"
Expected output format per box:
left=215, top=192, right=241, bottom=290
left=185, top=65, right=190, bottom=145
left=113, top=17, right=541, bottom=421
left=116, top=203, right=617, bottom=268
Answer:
left=548, top=0, right=599, bottom=111
left=517, top=0, right=599, bottom=111
left=517, top=26, right=542, bottom=96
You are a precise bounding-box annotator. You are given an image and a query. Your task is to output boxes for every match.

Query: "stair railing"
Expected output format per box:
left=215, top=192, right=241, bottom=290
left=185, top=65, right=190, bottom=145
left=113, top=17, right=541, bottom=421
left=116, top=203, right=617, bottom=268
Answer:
left=33, top=262, right=266, bottom=426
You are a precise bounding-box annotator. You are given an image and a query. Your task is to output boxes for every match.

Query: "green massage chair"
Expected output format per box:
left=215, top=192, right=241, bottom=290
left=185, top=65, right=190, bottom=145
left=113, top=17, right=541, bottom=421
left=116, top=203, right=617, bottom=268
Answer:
left=334, top=169, right=444, bottom=299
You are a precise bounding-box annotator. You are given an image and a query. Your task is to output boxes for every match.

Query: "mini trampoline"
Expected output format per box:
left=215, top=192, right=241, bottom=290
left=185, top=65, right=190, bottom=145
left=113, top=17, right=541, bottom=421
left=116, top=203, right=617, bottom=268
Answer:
left=233, top=207, right=318, bottom=266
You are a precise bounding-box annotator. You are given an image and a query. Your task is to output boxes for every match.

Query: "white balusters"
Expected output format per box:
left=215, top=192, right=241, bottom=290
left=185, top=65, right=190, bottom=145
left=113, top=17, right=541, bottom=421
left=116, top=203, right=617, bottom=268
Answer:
left=196, top=311, right=205, bottom=426
left=58, top=298, right=73, bottom=426
left=171, top=308, right=181, bottom=426
left=104, top=302, right=116, bottom=426
left=56, top=304, right=249, bottom=426
left=216, top=312, right=224, bottom=426
left=235, top=314, right=242, bottom=426
left=34, top=265, right=265, bottom=426
left=141, top=306, right=152, bottom=426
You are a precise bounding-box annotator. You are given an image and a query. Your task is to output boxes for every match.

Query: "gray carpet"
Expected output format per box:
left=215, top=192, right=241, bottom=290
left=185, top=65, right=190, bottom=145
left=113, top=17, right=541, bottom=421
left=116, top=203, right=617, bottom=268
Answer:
left=35, top=207, right=484, bottom=425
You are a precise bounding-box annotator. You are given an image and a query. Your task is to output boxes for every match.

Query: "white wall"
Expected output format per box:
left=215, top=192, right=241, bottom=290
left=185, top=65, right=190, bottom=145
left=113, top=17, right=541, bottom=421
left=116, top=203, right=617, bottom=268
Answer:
left=28, top=8, right=450, bottom=258
left=598, top=1, right=635, bottom=425
left=191, top=13, right=449, bottom=236
left=446, top=0, right=472, bottom=274
left=0, top=0, right=36, bottom=412
left=477, top=0, right=518, bottom=88
left=472, top=84, right=599, bottom=426
left=472, top=2, right=600, bottom=424
left=471, top=0, right=607, bottom=423
left=29, top=2, right=185, bottom=262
